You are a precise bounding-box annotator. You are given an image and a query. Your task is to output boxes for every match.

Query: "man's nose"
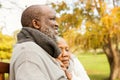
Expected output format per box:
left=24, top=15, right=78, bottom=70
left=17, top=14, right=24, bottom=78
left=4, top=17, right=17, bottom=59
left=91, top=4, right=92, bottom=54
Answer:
left=55, top=21, right=58, bottom=27
left=54, top=21, right=59, bottom=35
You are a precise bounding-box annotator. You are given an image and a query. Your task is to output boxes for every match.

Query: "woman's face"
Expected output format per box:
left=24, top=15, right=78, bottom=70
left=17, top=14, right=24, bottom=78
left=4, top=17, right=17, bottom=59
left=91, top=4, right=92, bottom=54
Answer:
left=57, top=38, right=71, bottom=68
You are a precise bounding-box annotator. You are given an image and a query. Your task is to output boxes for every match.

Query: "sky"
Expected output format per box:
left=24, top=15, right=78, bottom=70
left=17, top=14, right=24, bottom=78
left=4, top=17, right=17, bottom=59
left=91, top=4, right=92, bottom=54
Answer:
left=0, top=0, right=64, bottom=35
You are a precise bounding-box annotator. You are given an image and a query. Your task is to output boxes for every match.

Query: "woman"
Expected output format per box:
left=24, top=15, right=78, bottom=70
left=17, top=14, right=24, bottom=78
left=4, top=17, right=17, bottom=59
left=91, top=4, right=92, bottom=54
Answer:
left=56, top=37, right=90, bottom=80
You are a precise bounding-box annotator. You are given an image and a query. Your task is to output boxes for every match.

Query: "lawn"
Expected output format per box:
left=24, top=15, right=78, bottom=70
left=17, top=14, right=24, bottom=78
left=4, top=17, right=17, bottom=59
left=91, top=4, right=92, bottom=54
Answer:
left=76, top=53, right=110, bottom=80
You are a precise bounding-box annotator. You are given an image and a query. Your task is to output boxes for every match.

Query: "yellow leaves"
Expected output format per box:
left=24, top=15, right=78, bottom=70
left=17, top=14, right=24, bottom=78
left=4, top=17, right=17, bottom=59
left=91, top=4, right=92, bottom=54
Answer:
left=111, top=7, right=120, bottom=15
left=111, top=7, right=120, bottom=23
left=0, top=32, right=14, bottom=60
left=52, top=1, right=68, bottom=13
left=63, top=29, right=76, bottom=44
left=0, top=51, right=11, bottom=60
left=101, top=15, right=113, bottom=29
left=62, top=28, right=81, bottom=52
left=100, top=2, right=107, bottom=16
left=100, top=7, right=120, bottom=39
left=85, top=21, right=93, bottom=32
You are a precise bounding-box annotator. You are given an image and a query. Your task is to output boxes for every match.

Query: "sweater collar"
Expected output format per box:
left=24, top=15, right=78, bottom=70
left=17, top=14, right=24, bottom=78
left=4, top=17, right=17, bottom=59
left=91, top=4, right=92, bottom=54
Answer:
left=17, top=27, right=61, bottom=58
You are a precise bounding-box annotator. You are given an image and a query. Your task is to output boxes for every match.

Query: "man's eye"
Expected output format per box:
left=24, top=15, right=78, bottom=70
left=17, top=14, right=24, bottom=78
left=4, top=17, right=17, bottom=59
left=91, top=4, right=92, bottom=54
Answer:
left=50, top=18, right=55, bottom=20
left=54, top=26, right=58, bottom=30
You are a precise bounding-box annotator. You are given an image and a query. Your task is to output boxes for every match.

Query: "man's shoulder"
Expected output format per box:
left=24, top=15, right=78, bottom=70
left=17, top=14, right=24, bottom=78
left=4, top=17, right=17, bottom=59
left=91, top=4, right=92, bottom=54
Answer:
left=11, top=41, right=48, bottom=65
left=12, top=41, right=42, bottom=60
left=12, top=41, right=51, bottom=60
left=13, top=41, right=41, bottom=52
left=15, top=41, right=38, bottom=48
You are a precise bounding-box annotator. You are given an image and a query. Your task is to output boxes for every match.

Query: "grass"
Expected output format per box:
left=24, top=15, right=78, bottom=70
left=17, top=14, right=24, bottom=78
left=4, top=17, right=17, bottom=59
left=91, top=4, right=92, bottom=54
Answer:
left=76, top=53, right=110, bottom=80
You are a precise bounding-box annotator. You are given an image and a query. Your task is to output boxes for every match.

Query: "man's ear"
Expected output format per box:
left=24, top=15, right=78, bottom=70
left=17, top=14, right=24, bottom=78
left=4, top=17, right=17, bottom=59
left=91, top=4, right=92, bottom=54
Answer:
left=32, top=19, right=41, bottom=29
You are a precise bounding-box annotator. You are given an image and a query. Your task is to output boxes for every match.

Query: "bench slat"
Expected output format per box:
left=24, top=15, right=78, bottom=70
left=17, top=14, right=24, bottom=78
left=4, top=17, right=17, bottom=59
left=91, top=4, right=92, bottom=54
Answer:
left=0, top=62, right=10, bottom=80
left=0, top=62, right=9, bottom=73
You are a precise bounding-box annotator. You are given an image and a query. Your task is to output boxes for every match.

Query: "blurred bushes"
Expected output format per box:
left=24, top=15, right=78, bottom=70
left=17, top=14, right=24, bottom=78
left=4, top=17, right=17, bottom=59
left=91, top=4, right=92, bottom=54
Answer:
left=0, top=32, right=15, bottom=61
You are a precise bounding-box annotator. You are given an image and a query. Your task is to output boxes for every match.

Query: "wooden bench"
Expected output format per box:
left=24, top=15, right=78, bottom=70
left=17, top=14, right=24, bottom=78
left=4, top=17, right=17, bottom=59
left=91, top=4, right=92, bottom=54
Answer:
left=0, top=62, right=9, bottom=80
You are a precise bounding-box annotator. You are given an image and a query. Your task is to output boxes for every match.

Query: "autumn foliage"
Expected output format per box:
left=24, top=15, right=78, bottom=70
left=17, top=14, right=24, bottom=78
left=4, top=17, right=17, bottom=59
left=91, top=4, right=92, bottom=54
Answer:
left=0, top=31, right=14, bottom=60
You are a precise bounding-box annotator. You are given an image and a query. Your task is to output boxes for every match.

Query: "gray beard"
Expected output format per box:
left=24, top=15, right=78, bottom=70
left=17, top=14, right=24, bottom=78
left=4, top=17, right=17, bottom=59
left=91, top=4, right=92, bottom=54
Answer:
left=40, top=26, right=57, bottom=42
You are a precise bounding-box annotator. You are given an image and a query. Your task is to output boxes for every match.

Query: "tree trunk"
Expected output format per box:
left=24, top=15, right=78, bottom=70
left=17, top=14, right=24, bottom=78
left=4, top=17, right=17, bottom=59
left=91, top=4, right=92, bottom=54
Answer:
left=109, top=51, right=120, bottom=80
left=103, top=42, right=120, bottom=80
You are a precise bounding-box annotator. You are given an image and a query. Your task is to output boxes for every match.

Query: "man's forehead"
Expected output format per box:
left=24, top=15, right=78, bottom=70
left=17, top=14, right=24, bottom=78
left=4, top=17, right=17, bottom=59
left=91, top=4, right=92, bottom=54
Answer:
left=41, top=6, right=56, bottom=14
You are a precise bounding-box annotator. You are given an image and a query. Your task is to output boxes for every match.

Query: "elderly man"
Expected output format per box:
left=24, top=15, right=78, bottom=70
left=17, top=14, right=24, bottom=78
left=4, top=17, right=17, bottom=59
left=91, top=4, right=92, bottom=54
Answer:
left=10, top=5, right=67, bottom=80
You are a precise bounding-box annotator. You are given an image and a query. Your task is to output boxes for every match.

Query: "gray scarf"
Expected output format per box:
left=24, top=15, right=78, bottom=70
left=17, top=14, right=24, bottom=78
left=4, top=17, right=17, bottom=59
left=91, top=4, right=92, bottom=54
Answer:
left=17, top=27, right=61, bottom=58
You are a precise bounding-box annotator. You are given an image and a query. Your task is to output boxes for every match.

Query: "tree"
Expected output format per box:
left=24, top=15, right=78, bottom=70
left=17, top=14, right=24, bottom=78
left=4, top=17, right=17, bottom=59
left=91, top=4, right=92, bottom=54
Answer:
left=51, top=0, right=120, bottom=80
left=0, top=29, right=14, bottom=60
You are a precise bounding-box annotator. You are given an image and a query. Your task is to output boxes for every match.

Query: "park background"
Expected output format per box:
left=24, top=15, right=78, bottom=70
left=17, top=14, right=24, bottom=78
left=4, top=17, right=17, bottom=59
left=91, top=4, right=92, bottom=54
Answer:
left=0, top=0, right=120, bottom=80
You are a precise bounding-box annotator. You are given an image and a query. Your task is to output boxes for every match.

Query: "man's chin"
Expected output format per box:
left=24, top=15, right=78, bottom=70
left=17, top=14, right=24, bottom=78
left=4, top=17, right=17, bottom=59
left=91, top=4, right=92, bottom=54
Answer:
left=44, top=33, right=56, bottom=41
left=49, top=35, right=57, bottom=41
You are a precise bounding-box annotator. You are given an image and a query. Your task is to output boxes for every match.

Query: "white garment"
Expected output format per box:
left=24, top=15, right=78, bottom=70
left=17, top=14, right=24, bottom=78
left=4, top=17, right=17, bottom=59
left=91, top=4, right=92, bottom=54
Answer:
left=10, top=41, right=67, bottom=80
left=70, top=55, right=90, bottom=80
